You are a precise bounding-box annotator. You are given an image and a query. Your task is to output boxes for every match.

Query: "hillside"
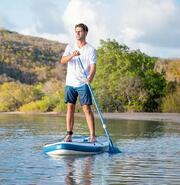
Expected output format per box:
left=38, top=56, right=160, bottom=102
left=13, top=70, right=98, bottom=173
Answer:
left=155, top=59, right=180, bottom=84
left=0, top=28, right=66, bottom=84
left=0, top=30, right=179, bottom=112
left=1, top=28, right=179, bottom=85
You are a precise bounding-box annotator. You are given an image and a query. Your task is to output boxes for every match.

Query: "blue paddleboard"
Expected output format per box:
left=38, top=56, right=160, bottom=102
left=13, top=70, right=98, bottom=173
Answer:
left=43, top=136, right=109, bottom=156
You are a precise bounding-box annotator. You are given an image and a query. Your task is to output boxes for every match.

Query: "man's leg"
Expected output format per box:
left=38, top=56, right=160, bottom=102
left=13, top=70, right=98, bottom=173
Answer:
left=64, top=103, right=75, bottom=142
left=64, top=86, right=78, bottom=142
left=82, top=105, right=95, bottom=142
left=66, top=103, right=75, bottom=131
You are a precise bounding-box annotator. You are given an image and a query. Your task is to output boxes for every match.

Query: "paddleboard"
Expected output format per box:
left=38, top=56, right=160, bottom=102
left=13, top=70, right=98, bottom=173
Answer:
left=43, top=136, right=109, bottom=156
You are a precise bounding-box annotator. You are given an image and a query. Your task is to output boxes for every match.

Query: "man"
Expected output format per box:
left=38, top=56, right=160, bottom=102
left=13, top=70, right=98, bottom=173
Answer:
left=60, top=23, right=96, bottom=142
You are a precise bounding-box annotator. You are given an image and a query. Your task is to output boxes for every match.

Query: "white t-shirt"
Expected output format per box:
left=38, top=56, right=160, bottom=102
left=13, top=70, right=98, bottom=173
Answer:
left=63, top=43, right=96, bottom=87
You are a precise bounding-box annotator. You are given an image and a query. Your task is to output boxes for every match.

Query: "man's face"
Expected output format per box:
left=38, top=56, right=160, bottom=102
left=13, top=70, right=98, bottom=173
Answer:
left=75, top=27, right=87, bottom=41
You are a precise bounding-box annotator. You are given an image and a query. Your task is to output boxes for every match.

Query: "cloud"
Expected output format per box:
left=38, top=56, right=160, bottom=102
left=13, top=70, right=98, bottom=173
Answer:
left=62, top=0, right=180, bottom=54
left=62, top=0, right=122, bottom=46
left=20, top=24, right=69, bottom=43
left=30, top=0, right=66, bottom=34
left=19, top=0, right=180, bottom=58
left=129, top=0, right=180, bottom=48
left=19, top=0, right=69, bottom=43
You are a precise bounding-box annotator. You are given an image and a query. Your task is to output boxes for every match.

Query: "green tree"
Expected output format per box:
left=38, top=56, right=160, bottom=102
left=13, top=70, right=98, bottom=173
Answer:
left=93, top=39, right=130, bottom=111
left=93, top=39, right=166, bottom=112
left=142, top=70, right=166, bottom=111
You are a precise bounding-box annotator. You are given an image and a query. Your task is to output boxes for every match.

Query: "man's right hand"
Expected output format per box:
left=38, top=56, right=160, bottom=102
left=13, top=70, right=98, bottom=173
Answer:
left=61, top=50, right=80, bottom=64
left=71, top=50, right=80, bottom=57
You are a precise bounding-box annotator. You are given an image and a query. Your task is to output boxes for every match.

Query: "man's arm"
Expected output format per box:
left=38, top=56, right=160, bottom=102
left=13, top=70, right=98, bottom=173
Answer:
left=87, top=64, right=96, bottom=84
left=60, top=51, right=80, bottom=64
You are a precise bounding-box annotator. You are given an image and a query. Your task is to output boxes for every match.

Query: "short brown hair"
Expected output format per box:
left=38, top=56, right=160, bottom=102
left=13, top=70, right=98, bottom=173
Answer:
left=75, top=23, right=88, bottom=32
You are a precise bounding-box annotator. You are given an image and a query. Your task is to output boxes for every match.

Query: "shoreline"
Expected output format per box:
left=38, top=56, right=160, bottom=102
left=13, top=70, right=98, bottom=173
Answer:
left=0, top=112, right=180, bottom=123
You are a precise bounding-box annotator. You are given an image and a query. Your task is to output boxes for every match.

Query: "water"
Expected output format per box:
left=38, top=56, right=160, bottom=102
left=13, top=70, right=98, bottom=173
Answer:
left=0, top=114, right=179, bottom=185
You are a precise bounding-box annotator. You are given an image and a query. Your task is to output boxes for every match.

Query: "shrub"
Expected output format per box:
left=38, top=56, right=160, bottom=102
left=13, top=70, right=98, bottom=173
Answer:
left=161, top=87, right=180, bottom=112
left=0, top=82, right=34, bottom=111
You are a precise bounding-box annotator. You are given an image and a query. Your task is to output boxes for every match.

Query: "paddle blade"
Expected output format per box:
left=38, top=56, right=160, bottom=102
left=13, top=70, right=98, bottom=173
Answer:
left=108, top=145, right=121, bottom=154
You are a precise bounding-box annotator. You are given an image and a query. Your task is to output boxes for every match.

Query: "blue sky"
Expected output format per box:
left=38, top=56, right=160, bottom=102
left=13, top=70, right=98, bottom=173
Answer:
left=0, top=0, right=180, bottom=58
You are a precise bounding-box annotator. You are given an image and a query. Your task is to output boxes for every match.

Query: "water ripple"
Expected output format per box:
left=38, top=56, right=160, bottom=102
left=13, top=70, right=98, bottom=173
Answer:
left=0, top=114, right=179, bottom=185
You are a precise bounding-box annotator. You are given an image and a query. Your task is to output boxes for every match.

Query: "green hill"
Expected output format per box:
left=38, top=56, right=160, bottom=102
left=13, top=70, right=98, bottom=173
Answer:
left=0, top=28, right=66, bottom=84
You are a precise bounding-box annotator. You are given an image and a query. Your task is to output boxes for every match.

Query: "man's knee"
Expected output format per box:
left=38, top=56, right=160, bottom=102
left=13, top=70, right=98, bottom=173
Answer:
left=83, top=105, right=92, bottom=114
left=67, top=103, right=75, bottom=113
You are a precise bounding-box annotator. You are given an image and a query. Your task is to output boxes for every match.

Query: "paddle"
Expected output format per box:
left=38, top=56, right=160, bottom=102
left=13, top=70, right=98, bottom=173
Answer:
left=78, top=57, right=120, bottom=154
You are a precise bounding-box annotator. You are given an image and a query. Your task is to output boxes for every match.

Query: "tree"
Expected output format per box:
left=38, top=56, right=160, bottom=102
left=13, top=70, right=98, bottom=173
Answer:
left=93, top=39, right=166, bottom=112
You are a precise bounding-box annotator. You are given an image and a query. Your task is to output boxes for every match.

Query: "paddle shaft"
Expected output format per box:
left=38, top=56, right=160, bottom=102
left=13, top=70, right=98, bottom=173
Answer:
left=78, top=57, right=114, bottom=148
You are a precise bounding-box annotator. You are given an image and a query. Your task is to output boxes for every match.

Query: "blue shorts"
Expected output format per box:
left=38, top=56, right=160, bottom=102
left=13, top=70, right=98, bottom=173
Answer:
left=65, top=84, right=92, bottom=105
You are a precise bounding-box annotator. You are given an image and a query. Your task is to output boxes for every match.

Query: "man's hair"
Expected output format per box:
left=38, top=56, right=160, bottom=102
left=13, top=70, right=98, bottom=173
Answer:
left=75, top=23, right=88, bottom=32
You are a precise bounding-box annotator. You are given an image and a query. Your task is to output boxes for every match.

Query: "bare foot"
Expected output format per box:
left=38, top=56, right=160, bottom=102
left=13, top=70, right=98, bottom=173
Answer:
left=90, top=136, right=96, bottom=143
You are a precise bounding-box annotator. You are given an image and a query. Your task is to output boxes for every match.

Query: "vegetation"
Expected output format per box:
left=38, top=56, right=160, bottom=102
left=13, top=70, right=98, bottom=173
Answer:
left=22, top=80, right=66, bottom=112
left=0, top=29, right=66, bottom=84
left=93, top=39, right=166, bottom=112
left=0, top=80, right=66, bottom=112
left=0, top=29, right=179, bottom=112
left=155, top=59, right=180, bottom=112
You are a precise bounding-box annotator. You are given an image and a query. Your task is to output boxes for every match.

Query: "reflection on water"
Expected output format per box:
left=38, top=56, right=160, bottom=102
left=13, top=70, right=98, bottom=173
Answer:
left=0, top=114, right=179, bottom=185
left=63, top=156, right=94, bottom=185
left=106, top=119, right=166, bottom=139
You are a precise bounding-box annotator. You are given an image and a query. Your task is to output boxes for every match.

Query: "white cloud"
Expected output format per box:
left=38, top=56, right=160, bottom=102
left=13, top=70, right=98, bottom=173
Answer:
left=30, top=0, right=66, bottom=34
left=19, top=24, right=69, bottom=43
left=62, top=0, right=105, bottom=45
left=18, top=0, right=180, bottom=58
left=61, top=0, right=180, bottom=57
left=18, top=0, right=69, bottom=43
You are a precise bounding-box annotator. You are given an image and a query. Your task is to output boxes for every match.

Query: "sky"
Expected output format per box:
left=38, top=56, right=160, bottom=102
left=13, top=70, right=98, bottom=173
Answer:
left=0, top=0, right=180, bottom=58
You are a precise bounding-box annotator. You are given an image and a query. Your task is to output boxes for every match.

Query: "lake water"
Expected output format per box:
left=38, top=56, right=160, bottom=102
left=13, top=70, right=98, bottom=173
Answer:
left=0, top=114, right=179, bottom=185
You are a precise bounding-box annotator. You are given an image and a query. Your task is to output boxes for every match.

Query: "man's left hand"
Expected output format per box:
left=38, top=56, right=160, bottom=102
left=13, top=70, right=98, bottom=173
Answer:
left=86, top=76, right=92, bottom=84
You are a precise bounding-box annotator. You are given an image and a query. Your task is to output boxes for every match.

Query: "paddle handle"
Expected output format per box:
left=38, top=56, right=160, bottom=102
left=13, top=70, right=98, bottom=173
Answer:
left=78, top=57, right=114, bottom=148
